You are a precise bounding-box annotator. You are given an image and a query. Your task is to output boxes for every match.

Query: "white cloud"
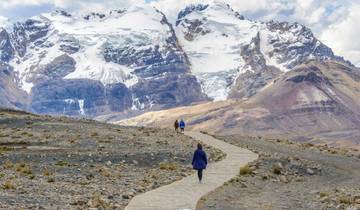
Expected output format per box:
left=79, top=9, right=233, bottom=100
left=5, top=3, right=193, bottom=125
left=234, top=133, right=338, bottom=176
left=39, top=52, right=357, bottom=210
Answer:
left=0, top=0, right=49, bottom=9
left=0, top=16, right=9, bottom=28
left=0, top=0, right=144, bottom=12
left=321, top=3, right=360, bottom=66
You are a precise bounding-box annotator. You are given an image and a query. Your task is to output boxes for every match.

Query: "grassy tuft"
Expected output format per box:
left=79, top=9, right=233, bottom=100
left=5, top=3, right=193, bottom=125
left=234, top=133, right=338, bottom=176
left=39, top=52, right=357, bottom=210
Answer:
left=0, top=146, right=13, bottom=154
left=319, top=191, right=330, bottom=198
left=99, top=167, right=112, bottom=177
left=3, top=160, right=13, bottom=169
left=2, top=180, right=15, bottom=190
left=47, top=177, right=55, bottom=183
left=89, top=195, right=110, bottom=209
left=91, top=132, right=99, bottom=137
left=272, top=164, right=282, bottom=175
left=159, top=162, right=179, bottom=171
left=337, top=195, right=353, bottom=204
left=42, top=168, right=53, bottom=176
left=239, top=165, right=252, bottom=175
left=55, top=160, right=69, bottom=167
left=15, top=163, right=33, bottom=175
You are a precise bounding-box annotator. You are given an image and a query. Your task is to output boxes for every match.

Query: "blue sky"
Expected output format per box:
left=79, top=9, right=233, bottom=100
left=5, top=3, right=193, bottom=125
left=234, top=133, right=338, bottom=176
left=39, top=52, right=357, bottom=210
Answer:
left=0, top=0, right=359, bottom=66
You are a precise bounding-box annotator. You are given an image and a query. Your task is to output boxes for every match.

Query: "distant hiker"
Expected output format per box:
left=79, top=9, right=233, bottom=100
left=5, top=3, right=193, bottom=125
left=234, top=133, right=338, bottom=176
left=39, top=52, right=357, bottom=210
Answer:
left=179, top=119, right=185, bottom=132
left=192, top=143, right=207, bottom=183
left=174, top=120, right=179, bottom=132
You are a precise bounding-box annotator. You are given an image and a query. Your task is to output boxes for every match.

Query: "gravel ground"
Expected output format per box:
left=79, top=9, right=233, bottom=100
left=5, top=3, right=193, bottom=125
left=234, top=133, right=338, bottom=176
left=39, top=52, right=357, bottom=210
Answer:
left=0, top=109, right=224, bottom=209
left=197, top=135, right=360, bottom=210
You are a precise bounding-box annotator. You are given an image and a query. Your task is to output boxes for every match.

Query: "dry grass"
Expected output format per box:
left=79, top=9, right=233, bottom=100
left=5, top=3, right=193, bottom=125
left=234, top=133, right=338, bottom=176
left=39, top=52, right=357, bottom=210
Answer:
left=319, top=191, right=330, bottom=198
left=55, top=160, right=69, bottom=167
left=91, top=132, right=99, bottom=137
left=3, top=160, right=13, bottom=169
left=338, top=195, right=353, bottom=204
left=99, top=167, right=112, bottom=177
left=239, top=165, right=252, bottom=175
left=159, top=162, right=179, bottom=171
left=43, top=133, right=51, bottom=139
left=0, top=133, right=10, bottom=137
left=42, top=168, right=53, bottom=176
left=261, top=203, right=273, bottom=210
left=2, top=180, right=15, bottom=190
left=20, top=131, right=27, bottom=135
left=15, top=163, right=33, bottom=176
left=272, top=164, right=282, bottom=175
left=0, top=146, right=13, bottom=154
left=89, top=195, right=110, bottom=209
left=47, top=177, right=55, bottom=183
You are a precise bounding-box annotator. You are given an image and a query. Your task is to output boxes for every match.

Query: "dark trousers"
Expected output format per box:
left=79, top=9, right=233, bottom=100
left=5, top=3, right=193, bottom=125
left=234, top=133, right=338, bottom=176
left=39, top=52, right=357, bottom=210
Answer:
left=197, top=169, right=203, bottom=181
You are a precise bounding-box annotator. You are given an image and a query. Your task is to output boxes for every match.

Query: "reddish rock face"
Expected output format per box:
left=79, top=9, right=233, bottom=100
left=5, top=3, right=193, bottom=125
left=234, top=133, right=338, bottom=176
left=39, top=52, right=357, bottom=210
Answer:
left=120, top=60, right=360, bottom=147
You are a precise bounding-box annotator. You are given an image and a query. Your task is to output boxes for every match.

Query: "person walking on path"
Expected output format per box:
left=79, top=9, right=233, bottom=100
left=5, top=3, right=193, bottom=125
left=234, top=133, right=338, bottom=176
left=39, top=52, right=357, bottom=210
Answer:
left=174, top=120, right=179, bottom=132
left=179, top=119, right=185, bottom=133
left=192, top=143, right=207, bottom=183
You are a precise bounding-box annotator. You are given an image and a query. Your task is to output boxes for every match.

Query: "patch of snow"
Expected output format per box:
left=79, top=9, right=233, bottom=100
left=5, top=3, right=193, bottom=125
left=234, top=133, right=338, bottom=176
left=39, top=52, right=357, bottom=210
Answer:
left=19, top=79, right=34, bottom=93
left=176, top=5, right=258, bottom=74
left=64, top=99, right=76, bottom=104
left=131, top=96, right=145, bottom=110
left=41, top=5, right=166, bottom=36
left=258, top=29, right=289, bottom=72
left=195, top=70, right=238, bottom=101
left=78, top=99, right=85, bottom=115
left=176, top=2, right=263, bottom=100
left=10, top=5, right=175, bottom=92
left=64, top=36, right=137, bottom=86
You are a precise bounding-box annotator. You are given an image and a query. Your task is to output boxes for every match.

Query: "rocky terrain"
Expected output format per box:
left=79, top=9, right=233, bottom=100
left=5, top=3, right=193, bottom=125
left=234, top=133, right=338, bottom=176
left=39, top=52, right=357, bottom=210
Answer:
left=0, top=5, right=208, bottom=116
left=0, top=1, right=354, bottom=118
left=0, top=109, right=224, bottom=209
left=197, top=135, right=360, bottom=210
left=120, top=60, right=360, bottom=148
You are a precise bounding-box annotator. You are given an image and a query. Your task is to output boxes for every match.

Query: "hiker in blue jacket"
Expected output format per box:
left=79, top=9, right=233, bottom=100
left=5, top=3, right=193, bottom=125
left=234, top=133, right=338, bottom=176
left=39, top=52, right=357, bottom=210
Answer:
left=179, top=119, right=185, bottom=132
left=192, top=143, right=208, bottom=183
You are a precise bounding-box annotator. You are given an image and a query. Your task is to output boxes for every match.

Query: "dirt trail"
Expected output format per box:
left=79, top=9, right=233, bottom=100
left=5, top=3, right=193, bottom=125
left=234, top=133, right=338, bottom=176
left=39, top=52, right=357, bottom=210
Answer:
left=125, top=131, right=258, bottom=210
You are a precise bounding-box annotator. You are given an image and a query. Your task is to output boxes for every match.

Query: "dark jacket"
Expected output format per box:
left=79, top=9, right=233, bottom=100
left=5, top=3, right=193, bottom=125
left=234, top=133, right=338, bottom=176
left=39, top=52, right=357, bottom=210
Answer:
left=192, top=149, right=207, bottom=170
left=179, top=120, right=185, bottom=128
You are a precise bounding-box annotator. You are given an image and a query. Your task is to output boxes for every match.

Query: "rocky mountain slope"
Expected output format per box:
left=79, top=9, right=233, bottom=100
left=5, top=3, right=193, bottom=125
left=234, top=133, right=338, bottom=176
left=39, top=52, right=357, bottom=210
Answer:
left=0, top=6, right=207, bottom=116
left=119, top=60, right=360, bottom=148
left=0, top=1, right=354, bottom=118
left=175, top=2, right=351, bottom=100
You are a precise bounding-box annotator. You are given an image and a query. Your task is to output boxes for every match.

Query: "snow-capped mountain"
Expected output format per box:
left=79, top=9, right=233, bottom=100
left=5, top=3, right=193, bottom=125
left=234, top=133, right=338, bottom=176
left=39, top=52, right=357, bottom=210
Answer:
left=175, top=2, right=351, bottom=100
left=119, top=60, right=360, bottom=146
left=0, top=1, right=354, bottom=117
left=0, top=5, right=206, bottom=116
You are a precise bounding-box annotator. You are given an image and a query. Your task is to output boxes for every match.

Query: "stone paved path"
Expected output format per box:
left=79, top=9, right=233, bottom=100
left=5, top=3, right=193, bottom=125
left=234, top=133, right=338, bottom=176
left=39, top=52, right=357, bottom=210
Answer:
left=125, top=131, right=258, bottom=210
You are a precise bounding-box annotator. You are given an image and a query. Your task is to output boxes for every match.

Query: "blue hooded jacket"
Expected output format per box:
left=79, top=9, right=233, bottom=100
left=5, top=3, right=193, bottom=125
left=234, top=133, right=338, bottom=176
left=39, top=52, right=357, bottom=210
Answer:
left=179, top=120, right=185, bottom=128
left=192, top=148, right=207, bottom=170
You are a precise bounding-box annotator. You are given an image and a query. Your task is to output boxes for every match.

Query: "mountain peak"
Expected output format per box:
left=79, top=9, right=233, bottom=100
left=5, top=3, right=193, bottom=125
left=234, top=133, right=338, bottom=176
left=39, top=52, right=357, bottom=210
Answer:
left=0, top=1, right=355, bottom=116
left=176, top=1, right=244, bottom=26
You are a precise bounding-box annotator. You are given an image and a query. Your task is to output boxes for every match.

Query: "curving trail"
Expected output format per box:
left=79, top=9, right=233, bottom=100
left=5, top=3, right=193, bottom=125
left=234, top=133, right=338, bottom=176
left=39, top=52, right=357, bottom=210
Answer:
left=125, top=131, right=258, bottom=210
